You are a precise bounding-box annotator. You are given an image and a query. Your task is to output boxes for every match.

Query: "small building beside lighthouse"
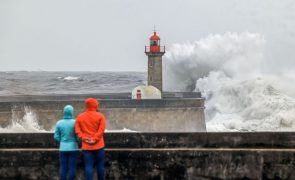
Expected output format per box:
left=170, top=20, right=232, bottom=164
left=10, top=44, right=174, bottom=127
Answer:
left=145, top=31, right=165, bottom=92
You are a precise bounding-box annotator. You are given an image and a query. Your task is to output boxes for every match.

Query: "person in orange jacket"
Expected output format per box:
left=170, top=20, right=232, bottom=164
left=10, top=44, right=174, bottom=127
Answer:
left=75, top=98, right=106, bottom=180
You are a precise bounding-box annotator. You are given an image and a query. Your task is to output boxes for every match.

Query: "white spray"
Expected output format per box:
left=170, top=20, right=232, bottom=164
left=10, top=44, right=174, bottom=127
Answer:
left=164, top=32, right=295, bottom=131
left=0, top=106, right=46, bottom=132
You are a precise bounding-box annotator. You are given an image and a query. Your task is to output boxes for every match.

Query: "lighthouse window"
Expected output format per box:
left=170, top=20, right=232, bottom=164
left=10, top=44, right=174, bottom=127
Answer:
left=151, top=40, right=158, bottom=46
left=149, top=60, right=153, bottom=67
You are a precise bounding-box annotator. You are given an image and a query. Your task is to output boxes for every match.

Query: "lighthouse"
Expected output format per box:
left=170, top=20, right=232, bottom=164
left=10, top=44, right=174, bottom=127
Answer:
left=145, top=31, right=165, bottom=92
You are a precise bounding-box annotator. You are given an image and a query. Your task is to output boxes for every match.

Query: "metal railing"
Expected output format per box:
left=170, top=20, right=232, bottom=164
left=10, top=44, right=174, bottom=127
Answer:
left=145, top=46, right=165, bottom=53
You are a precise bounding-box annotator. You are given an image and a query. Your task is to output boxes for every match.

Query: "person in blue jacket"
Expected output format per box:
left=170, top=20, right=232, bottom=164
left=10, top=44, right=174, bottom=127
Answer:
left=54, top=105, right=79, bottom=180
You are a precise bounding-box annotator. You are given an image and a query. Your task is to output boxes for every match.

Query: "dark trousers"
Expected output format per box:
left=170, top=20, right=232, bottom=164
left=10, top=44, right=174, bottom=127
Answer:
left=59, top=151, right=78, bottom=180
left=83, top=149, right=105, bottom=180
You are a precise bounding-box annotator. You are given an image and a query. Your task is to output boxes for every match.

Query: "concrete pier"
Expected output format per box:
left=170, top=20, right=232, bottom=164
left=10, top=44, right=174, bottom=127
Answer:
left=0, top=93, right=206, bottom=132
left=0, top=132, right=295, bottom=179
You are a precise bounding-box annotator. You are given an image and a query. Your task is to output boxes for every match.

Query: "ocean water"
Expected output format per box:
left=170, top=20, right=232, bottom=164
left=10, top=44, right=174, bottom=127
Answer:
left=0, top=71, right=146, bottom=95
left=0, top=71, right=146, bottom=132
left=1, top=32, right=295, bottom=132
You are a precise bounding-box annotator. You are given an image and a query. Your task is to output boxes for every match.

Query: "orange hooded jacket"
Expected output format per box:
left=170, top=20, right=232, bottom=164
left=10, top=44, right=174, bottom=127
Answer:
left=75, top=98, right=106, bottom=150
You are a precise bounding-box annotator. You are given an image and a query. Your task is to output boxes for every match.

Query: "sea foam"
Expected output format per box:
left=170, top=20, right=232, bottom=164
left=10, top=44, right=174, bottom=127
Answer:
left=164, top=32, right=295, bottom=131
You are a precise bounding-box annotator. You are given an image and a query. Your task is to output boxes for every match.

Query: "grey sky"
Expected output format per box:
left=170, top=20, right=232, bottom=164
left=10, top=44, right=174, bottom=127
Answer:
left=1, top=0, right=295, bottom=72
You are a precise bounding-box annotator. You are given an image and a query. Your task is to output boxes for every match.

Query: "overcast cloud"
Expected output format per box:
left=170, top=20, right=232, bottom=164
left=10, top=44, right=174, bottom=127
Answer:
left=1, top=0, right=295, bottom=72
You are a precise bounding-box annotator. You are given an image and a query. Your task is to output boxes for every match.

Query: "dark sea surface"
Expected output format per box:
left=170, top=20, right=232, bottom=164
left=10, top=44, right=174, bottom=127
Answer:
left=0, top=71, right=146, bottom=95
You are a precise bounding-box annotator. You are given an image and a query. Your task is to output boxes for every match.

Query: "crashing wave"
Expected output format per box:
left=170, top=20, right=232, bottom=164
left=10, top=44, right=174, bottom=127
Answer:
left=164, top=32, right=295, bottom=131
left=0, top=106, right=46, bottom=132
left=198, top=72, right=295, bottom=131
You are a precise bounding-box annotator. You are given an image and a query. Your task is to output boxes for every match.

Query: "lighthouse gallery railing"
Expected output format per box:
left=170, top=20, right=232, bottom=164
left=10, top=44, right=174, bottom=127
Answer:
left=145, top=46, right=165, bottom=53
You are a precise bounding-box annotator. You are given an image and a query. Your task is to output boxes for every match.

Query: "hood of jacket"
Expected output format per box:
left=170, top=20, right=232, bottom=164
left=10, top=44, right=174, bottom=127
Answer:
left=85, top=98, right=99, bottom=111
left=63, top=105, right=74, bottom=119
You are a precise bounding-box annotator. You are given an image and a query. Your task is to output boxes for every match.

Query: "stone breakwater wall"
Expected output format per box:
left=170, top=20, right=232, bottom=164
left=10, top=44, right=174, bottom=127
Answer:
left=0, top=93, right=205, bottom=132
left=0, top=132, right=295, bottom=179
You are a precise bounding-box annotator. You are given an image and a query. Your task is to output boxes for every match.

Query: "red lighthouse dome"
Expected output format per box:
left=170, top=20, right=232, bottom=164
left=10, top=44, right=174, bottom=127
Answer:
left=150, top=32, right=160, bottom=40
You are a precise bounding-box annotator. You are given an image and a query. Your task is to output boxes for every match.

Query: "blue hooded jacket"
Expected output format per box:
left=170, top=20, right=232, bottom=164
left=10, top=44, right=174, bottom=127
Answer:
left=54, top=105, right=79, bottom=151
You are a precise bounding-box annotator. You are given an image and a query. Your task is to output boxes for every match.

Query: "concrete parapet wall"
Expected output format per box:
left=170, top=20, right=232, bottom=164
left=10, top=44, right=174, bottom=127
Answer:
left=1, top=148, right=295, bottom=179
left=0, top=94, right=206, bottom=132
left=0, top=133, right=295, bottom=179
left=1, top=132, right=295, bottom=149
